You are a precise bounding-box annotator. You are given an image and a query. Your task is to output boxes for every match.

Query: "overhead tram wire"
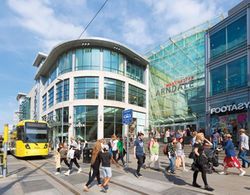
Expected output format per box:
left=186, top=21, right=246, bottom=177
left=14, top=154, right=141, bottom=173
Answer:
left=78, top=0, right=109, bottom=39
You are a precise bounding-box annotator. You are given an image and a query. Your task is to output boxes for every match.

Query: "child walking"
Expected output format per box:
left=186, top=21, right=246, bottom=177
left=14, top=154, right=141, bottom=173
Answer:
left=100, top=145, right=112, bottom=193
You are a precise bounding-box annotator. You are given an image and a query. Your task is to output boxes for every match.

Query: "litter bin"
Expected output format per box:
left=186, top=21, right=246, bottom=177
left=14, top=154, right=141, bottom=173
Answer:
left=82, top=148, right=93, bottom=163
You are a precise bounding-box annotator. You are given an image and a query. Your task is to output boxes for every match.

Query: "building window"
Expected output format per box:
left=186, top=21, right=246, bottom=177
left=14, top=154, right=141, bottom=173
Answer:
left=104, top=78, right=125, bottom=102
left=48, top=87, right=54, bottom=108
left=56, top=79, right=69, bottom=103
left=210, top=28, right=226, bottom=59
left=227, top=56, right=247, bottom=90
left=104, top=107, right=123, bottom=138
left=103, top=50, right=125, bottom=75
left=49, top=66, right=57, bottom=84
left=56, top=107, right=69, bottom=123
left=210, top=65, right=226, bottom=95
left=210, top=15, right=247, bottom=60
left=74, top=77, right=99, bottom=99
left=42, top=94, right=47, bottom=111
left=127, top=61, right=145, bottom=83
left=74, top=106, right=97, bottom=141
left=227, top=15, right=247, bottom=52
left=75, top=48, right=101, bottom=70
left=210, top=56, right=247, bottom=96
left=129, top=84, right=146, bottom=107
left=58, top=51, right=73, bottom=75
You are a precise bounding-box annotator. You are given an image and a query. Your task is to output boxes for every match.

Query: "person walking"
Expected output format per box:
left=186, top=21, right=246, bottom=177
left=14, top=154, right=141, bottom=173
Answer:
left=55, top=143, right=70, bottom=175
left=134, top=132, right=145, bottom=178
left=110, top=134, right=118, bottom=162
left=64, top=137, right=81, bottom=176
left=164, top=129, right=170, bottom=143
left=117, top=136, right=126, bottom=166
left=176, top=137, right=188, bottom=172
left=54, top=144, right=62, bottom=175
left=238, top=129, right=249, bottom=168
left=83, top=139, right=103, bottom=192
left=167, top=137, right=177, bottom=174
left=219, top=134, right=246, bottom=176
left=192, top=133, right=214, bottom=191
left=147, top=137, right=160, bottom=170
left=210, top=129, right=221, bottom=150
left=100, top=145, right=112, bottom=193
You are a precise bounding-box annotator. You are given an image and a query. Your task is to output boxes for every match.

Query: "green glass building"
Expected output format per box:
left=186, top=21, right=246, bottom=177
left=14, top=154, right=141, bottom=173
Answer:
left=146, top=18, right=221, bottom=131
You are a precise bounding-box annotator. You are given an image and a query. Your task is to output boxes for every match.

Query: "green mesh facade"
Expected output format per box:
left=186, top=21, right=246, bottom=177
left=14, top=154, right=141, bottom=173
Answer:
left=146, top=18, right=222, bottom=128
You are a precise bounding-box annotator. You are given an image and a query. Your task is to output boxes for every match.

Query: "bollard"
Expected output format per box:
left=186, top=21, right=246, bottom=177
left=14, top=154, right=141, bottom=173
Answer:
left=3, top=124, right=8, bottom=177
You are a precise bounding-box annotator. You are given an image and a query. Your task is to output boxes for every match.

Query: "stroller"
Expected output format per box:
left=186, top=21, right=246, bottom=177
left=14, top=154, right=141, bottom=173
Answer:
left=203, top=148, right=220, bottom=174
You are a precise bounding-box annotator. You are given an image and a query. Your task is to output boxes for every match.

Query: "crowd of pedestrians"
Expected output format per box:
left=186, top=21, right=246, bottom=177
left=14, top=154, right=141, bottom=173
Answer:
left=52, top=127, right=249, bottom=193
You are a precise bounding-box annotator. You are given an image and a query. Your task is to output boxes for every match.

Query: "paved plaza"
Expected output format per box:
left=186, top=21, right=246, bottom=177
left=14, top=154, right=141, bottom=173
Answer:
left=0, top=150, right=249, bottom=195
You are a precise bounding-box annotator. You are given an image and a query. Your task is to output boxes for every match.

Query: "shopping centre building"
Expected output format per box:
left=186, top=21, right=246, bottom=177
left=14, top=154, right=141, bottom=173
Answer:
left=206, top=0, right=250, bottom=139
left=18, top=38, right=148, bottom=142
left=146, top=18, right=221, bottom=132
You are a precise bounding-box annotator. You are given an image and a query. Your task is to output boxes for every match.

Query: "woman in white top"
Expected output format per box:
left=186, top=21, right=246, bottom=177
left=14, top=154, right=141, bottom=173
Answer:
left=111, top=134, right=118, bottom=162
left=176, top=137, right=188, bottom=172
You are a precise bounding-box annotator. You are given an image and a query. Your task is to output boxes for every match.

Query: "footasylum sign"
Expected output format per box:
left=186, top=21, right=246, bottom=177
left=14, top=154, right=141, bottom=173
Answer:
left=210, top=102, right=250, bottom=114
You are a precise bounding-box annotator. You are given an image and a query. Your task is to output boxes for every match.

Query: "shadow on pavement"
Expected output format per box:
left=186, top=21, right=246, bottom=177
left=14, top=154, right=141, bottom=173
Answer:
left=163, top=170, right=188, bottom=186
left=244, top=187, right=250, bottom=190
left=123, top=166, right=137, bottom=177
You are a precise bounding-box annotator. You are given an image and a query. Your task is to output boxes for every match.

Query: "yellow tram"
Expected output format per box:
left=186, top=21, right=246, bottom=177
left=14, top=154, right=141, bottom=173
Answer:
left=10, top=120, right=49, bottom=157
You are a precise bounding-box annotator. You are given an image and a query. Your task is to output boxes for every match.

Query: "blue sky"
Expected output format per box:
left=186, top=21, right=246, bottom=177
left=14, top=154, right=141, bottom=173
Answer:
left=0, top=0, right=241, bottom=133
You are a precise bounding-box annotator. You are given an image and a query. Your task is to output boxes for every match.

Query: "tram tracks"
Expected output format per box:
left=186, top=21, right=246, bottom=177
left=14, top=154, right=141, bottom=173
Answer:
left=25, top=158, right=150, bottom=195
left=25, top=159, right=81, bottom=195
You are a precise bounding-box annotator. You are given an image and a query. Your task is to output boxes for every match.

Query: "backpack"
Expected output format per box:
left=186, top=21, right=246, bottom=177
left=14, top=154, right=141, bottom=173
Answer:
left=163, top=144, right=168, bottom=155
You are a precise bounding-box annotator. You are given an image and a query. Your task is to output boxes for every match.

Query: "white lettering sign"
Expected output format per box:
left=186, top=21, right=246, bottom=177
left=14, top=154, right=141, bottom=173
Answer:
left=210, top=102, right=250, bottom=114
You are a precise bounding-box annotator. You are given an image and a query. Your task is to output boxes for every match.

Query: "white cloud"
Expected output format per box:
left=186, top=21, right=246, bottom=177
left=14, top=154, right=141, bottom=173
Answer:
left=123, top=17, right=153, bottom=48
left=7, top=0, right=85, bottom=52
left=141, top=0, right=222, bottom=37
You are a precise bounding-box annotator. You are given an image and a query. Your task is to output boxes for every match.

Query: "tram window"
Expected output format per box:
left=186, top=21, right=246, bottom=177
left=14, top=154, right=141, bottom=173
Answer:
left=17, top=126, right=24, bottom=140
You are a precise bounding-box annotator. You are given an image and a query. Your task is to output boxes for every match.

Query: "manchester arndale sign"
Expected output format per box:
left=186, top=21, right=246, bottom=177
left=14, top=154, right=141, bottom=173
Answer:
left=210, top=102, right=250, bottom=114
left=156, top=76, right=194, bottom=96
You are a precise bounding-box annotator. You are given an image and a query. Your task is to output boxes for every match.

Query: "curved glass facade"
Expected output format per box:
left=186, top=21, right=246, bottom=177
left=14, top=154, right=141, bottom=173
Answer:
left=103, top=50, right=124, bottom=75
left=34, top=39, right=148, bottom=142
left=104, top=78, right=125, bottom=102
left=45, top=47, right=144, bottom=84
left=74, top=77, right=99, bottom=99
left=75, top=48, right=101, bottom=70
left=58, top=51, right=73, bottom=75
